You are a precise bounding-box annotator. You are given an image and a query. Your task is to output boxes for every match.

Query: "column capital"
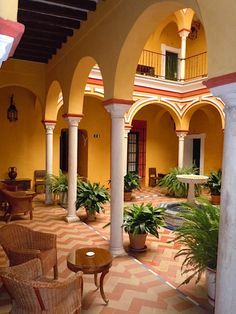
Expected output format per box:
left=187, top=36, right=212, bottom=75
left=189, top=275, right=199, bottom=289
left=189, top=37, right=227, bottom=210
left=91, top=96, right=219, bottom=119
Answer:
left=105, top=104, right=131, bottom=118
left=178, top=29, right=190, bottom=38
left=63, top=113, right=83, bottom=126
left=176, top=130, right=188, bottom=138
left=43, top=120, right=56, bottom=133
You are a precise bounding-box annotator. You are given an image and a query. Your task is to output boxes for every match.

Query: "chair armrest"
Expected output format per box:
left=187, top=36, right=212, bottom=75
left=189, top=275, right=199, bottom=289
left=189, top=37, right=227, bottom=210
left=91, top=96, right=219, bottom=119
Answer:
left=30, top=230, right=57, bottom=250
left=34, top=272, right=83, bottom=310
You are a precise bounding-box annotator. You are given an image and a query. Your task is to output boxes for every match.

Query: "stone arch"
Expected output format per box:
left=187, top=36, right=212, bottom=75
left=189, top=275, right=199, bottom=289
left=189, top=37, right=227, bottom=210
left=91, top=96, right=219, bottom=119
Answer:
left=44, top=80, right=63, bottom=121
left=181, top=97, right=225, bottom=130
left=68, top=56, right=99, bottom=114
left=109, top=1, right=201, bottom=100
left=126, top=98, right=182, bottom=130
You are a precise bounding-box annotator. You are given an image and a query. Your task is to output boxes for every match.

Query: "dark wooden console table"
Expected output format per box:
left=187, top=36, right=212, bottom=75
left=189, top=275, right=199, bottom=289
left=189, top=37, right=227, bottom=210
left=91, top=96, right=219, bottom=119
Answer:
left=2, top=178, right=31, bottom=191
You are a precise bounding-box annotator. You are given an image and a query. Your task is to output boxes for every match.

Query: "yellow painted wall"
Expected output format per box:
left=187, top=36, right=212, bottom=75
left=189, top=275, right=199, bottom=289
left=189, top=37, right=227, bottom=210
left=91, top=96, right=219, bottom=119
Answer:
left=0, top=86, right=45, bottom=187
left=189, top=107, right=223, bottom=174
left=0, top=0, right=18, bottom=21
left=135, top=105, right=178, bottom=186
left=78, top=96, right=110, bottom=186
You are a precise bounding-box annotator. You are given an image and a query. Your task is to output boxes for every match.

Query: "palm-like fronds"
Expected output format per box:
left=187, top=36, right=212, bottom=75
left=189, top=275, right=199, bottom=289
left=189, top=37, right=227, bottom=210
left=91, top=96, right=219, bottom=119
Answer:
left=46, top=170, right=68, bottom=194
left=172, top=198, right=219, bottom=285
left=158, top=167, right=198, bottom=197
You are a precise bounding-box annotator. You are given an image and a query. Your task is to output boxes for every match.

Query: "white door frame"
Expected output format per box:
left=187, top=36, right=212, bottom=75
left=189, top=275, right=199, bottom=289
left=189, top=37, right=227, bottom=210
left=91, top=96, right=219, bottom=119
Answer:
left=161, top=44, right=181, bottom=80
left=184, top=133, right=206, bottom=174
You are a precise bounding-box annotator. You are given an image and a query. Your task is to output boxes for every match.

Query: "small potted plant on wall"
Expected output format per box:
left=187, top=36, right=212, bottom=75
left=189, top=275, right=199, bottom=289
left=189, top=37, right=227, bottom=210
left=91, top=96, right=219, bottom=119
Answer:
left=206, top=169, right=222, bottom=205
left=122, top=202, right=166, bottom=251
left=124, top=171, right=140, bottom=201
left=76, top=180, right=110, bottom=221
left=171, top=198, right=219, bottom=307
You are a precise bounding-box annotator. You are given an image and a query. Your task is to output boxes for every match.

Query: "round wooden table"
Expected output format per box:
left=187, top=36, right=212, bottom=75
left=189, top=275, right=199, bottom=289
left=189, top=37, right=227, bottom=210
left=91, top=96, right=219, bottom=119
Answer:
left=67, top=247, right=113, bottom=304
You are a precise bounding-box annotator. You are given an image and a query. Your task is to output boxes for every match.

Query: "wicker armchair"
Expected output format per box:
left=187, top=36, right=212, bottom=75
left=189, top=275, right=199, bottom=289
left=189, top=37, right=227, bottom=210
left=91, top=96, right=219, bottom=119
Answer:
left=1, top=189, right=34, bottom=222
left=0, top=224, right=58, bottom=279
left=0, top=258, right=82, bottom=314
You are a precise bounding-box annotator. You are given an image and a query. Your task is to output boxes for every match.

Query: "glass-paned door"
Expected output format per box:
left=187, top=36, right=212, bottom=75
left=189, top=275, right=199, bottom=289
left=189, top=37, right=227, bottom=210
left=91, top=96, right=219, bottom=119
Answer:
left=165, top=51, right=178, bottom=81
left=127, top=132, right=139, bottom=173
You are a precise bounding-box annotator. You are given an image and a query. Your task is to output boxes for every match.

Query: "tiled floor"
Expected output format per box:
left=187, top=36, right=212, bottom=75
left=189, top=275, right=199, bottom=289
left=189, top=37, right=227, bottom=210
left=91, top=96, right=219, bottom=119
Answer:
left=0, top=187, right=213, bottom=313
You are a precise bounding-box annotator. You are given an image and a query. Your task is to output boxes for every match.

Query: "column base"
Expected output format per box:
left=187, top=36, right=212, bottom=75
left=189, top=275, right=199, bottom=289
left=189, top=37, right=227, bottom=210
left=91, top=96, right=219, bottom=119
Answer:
left=109, top=246, right=127, bottom=257
left=65, top=215, right=80, bottom=223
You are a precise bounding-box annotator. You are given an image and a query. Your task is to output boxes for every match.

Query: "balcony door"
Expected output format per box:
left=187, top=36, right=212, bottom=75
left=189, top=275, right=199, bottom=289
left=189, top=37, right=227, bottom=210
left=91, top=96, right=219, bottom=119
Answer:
left=165, top=51, right=178, bottom=81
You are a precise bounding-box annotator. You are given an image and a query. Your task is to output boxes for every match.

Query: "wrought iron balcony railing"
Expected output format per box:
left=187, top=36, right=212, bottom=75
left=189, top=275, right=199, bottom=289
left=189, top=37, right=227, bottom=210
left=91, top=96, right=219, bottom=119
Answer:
left=137, top=49, right=207, bottom=81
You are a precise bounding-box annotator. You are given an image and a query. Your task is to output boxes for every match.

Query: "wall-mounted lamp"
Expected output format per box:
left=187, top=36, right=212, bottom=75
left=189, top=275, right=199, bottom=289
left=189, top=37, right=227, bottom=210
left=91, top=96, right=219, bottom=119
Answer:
left=189, top=20, right=201, bottom=40
left=7, top=94, right=18, bottom=122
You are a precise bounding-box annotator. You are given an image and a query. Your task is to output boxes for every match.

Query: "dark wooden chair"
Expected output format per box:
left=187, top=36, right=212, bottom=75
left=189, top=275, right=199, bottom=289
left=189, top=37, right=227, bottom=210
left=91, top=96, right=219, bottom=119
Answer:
left=148, top=168, right=158, bottom=187
left=0, top=259, right=82, bottom=313
left=0, top=224, right=58, bottom=279
left=34, top=170, right=46, bottom=193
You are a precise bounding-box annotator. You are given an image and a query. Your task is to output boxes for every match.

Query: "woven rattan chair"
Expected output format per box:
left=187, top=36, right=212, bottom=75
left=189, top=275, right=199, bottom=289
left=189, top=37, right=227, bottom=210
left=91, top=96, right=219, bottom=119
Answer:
left=0, top=224, right=58, bottom=279
left=0, top=258, right=82, bottom=314
left=0, top=189, right=34, bottom=223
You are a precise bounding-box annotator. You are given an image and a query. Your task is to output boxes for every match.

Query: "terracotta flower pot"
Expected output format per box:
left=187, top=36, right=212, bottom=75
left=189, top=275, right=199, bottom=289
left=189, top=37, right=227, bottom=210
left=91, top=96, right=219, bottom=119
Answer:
left=128, top=233, right=147, bottom=251
left=124, top=191, right=132, bottom=202
left=206, top=267, right=216, bottom=307
left=211, top=194, right=220, bottom=205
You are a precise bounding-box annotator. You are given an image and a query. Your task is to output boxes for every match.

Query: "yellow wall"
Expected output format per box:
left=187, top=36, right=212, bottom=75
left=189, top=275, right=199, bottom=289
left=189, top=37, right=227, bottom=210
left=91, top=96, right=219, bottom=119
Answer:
left=135, top=105, right=178, bottom=186
left=79, top=96, right=110, bottom=185
left=189, top=107, right=223, bottom=174
left=0, top=0, right=18, bottom=21
left=0, top=86, right=45, bottom=186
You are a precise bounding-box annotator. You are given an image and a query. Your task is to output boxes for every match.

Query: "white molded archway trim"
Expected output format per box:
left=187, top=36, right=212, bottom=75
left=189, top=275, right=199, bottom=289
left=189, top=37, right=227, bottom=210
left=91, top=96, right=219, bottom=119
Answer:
left=0, top=34, right=14, bottom=67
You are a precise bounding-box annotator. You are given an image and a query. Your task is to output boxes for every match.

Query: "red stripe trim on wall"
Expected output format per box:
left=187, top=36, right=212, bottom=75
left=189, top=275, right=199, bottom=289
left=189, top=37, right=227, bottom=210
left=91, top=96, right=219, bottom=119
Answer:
left=204, top=72, right=236, bottom=88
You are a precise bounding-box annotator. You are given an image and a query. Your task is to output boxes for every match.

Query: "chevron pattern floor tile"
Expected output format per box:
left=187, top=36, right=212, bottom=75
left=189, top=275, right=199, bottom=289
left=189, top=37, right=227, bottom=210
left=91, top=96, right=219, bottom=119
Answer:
left=0, top=190, right=213, bottom=314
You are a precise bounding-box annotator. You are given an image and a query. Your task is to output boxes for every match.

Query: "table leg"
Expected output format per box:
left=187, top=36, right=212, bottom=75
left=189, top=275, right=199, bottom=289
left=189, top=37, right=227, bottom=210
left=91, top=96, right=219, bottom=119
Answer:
left=94, top=273, right=99, bottom=288
left=99, top=270, right=109, bottom=304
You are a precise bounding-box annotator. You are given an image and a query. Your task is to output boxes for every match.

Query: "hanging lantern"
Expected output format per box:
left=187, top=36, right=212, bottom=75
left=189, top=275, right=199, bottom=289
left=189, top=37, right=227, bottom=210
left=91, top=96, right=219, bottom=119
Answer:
left=7, top=95, right=18, bottom=122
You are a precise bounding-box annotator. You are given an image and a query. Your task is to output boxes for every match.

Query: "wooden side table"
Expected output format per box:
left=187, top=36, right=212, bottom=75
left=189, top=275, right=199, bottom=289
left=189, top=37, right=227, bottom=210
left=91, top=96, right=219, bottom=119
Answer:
left=2, top=178, right=31, bottom=191
left=67, top=247, right=113, bottom=304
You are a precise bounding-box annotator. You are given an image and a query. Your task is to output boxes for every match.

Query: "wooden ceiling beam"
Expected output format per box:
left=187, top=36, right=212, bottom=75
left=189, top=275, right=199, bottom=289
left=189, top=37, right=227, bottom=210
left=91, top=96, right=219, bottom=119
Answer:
left=23, top=21, right=74, bottom=37
left=23, top=29, right=67, bottom=42
left=21, top=35, right=63, bottom=49
left=18, top=10, right=81, bottom=29
left=12, top=54, right=49, bottom=63
left=31, top=0, right=97, bottom=12
left=19, top=0, right=87, bottom=20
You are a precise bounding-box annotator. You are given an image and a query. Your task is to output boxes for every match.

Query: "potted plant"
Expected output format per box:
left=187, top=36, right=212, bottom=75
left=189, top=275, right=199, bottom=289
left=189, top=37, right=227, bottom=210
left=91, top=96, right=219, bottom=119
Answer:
left=171, top=198, right=219, bottom=306
left=158, top=167, right=199, bottom=198
left=206, top=169, right=222, bottom=205
left=124, top=171, right=140, bottom=201
left=46, top=170, right=68, bottom=208
left=76, top=180, right=110, bottom=221
left=122, top=202, right=166, bottom=251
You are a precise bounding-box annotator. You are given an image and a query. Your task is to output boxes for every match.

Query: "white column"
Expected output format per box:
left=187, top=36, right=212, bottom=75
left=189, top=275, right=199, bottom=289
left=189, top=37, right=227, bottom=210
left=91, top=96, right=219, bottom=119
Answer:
left=64, top=115, right=82, bottom=223
left=210, top=83, right=236, bottom=314
left=124, top=127, right=131, bottom=176
left=178, top=30, right=190, bottom=81
left=44, top=121, right=56, bottom=205
left=105, top=103, right=131, bottom=255
left=176, top=131, right=188, bottom=168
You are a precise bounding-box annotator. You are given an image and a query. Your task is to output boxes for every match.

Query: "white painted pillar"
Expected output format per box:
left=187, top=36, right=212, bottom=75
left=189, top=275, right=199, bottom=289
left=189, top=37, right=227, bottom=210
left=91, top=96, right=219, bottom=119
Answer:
left=178, top=30, right=190, bottom=81
left=209, top=83, right=236, bottom=314
left=44, top=121, right=56, bottom=204
left=63, top=114, right=82, bottom=223
left=124, top=126, right=131, bottom=176
left=105, top=102, right=131, bottom=255
left=176, top=131, right=188, bottom=168
left=0, top=35, right=13, bottom=67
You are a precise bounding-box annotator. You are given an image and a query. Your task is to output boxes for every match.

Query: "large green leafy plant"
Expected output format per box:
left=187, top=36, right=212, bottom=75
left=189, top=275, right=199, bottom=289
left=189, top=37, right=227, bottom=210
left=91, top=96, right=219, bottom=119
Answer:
left=76, top=180, right=110, bottom=215
left=122, top=203, right=166, bottom=237
left=207, top=169, right=222, bottom=195
left=124, top=172, right=140, bottom=192
left=158, top=167, right=198, bottom=197
left=172, top=198, right=219, bottom=285
left=46, top=170, right=68, bottom=194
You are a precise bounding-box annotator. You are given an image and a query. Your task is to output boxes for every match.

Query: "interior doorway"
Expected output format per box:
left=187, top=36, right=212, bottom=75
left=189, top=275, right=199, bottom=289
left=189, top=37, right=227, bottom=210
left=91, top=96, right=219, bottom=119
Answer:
left=183, top=134, right=205, bottom=174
